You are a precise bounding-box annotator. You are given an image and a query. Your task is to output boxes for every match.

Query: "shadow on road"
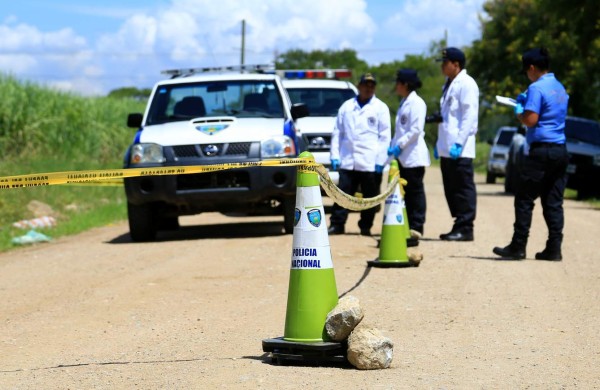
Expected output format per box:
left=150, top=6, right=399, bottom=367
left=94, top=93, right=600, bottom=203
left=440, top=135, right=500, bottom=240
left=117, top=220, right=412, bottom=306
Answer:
left=339, top=266, right=373, bottom=298
left=106, top=221, right=285, bottom=244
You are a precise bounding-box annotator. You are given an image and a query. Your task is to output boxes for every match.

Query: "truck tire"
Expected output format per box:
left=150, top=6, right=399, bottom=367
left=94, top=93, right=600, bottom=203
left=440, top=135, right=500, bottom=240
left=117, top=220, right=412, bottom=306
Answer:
left=127, top=202, right=158, bottom=242
left=283, top=196, right=296, bottom=234
left=486, top=171, right=496, bottom=184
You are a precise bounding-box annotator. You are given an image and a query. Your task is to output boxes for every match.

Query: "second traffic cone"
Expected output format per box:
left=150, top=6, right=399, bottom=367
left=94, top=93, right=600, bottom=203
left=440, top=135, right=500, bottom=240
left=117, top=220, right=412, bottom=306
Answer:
left=283, top=151, right=338, bottom=342
left=368, top=160, right=417, bottom=268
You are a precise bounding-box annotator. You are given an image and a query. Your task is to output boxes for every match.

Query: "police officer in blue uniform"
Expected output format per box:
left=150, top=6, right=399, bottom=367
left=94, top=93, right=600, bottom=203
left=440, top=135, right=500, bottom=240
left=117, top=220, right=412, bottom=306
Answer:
left=329, top=73, right=392, bottom=236
left=435, top=48, right=480, bottom=241
left=493, top=48, right=569, bottom=261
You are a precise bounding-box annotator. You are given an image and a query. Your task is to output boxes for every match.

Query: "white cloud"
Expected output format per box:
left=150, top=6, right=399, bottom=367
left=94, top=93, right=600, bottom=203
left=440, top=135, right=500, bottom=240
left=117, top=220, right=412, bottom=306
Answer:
left=383, top=0, right=486, bottom=51
left=0, top=0, right=376, bottom=95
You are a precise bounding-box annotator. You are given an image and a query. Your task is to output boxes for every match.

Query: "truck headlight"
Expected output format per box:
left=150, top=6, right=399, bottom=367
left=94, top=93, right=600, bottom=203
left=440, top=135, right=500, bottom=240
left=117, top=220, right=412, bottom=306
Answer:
left=130, top=143, right=166, bottom=164
left=260, top=136, right=296, bottom=158
left=594, top=154, right=600, bottom=166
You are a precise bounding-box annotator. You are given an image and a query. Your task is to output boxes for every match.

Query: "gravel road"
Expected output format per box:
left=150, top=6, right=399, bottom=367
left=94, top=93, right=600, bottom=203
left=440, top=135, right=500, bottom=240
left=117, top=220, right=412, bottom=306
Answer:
left=1, top=167, right=599, bottom=389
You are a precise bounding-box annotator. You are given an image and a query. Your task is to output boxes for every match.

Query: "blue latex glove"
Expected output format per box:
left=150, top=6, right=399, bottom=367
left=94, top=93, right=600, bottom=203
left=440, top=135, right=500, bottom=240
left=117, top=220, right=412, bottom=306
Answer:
left=433, top=145, right=439, bottom=160
left=387, top=145, right=402, bottom=158
left=375, top=164, right=384, bottom=174
left=514, top=103, right=524, bottom=115
left=330, top=159, right=340, bottom=171
left=449, top=143, right=463, bottom=160
left=516, top=92, right=527, bottom=105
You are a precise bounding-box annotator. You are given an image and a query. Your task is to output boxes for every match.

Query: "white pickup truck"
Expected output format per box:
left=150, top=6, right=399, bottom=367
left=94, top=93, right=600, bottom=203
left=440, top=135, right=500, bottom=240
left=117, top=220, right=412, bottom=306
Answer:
left=124, top=65, right=308, bottom=241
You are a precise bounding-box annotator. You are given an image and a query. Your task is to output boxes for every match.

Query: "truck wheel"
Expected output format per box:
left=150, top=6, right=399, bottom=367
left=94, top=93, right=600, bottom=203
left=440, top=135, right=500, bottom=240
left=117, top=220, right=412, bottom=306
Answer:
left=161, top=216, right=180, bottom=231
left=283, top=197, right=296, bottom=234
left=127, top=202, right=158, bottom=242
left=486, top=171, right=496, bottom=184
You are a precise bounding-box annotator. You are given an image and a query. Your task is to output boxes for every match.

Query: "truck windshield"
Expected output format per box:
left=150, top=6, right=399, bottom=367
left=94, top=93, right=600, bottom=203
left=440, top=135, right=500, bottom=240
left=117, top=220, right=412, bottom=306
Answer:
left=146, top=80, right=284, bottom=125
left=286, top=88, right=356, bottom=117
left=497, top=129, right=516, bottom=146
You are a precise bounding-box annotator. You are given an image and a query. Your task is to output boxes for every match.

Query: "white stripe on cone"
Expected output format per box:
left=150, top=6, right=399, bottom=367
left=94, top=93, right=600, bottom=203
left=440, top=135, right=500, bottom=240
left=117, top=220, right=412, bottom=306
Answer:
left=382, top=186, right=406, bottom=226
left=291, top=186, right=333, bottom=270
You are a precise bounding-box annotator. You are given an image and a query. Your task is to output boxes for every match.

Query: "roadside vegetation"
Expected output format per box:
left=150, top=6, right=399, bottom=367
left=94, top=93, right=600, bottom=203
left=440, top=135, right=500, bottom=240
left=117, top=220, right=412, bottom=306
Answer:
left=0, top=75, right=144, bottom=251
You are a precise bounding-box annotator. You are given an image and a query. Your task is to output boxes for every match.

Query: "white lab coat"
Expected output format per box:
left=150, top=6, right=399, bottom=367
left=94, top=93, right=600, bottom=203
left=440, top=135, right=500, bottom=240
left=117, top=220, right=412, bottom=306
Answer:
left=436, top=69, right=479, bottom=159
left=391, top=91, right=430, bottom=168
left=330, top=96, right=391, bottom=172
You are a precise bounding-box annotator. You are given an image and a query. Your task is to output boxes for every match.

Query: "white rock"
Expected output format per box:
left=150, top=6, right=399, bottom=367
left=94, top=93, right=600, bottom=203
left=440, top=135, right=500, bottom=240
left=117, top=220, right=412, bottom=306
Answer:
left=325, top=295, right=364, bottom=341
left=347, top=324, right=393, bottom=370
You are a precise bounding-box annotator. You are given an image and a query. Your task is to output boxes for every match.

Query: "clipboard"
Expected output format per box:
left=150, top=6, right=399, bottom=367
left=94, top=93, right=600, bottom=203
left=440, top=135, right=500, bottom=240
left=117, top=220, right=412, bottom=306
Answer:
left=495, top=95, right=517, bottom=107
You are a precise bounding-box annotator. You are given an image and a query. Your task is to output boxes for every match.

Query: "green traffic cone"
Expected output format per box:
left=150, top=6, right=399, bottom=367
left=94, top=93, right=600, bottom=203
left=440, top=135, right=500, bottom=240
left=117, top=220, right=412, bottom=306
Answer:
left=368, top=160, right=415, bottom=268
left=283, top=151, right=339, bottom=342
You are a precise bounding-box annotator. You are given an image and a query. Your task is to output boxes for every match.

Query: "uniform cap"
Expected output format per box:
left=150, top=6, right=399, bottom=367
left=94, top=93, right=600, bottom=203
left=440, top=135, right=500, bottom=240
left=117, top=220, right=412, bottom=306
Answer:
left=396, top=68, right=420, bottom=84
left=436, top=47, right=466, bottom=65
left=359, top=73, right=377, bottom=85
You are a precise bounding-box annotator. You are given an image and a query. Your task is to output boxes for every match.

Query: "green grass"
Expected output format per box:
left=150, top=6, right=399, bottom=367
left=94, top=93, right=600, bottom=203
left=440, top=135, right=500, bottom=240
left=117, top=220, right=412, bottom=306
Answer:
left=0, top=75, right=144, bottom=252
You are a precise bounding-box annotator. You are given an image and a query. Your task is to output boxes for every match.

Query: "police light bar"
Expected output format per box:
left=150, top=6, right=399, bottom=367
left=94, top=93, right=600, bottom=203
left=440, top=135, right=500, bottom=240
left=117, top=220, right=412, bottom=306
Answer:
left=277, top=69, right=352, bottom=79
left=161, top=64, right=275, bottom=78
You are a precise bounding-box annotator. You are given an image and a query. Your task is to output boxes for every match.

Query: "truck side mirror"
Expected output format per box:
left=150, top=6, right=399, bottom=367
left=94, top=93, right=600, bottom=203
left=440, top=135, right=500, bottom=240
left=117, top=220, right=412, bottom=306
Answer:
left=291, top=103, right=309, bottom=120
left=127, top=113, right=143, bottom=128
left=487, top=138, right=494, bottom=145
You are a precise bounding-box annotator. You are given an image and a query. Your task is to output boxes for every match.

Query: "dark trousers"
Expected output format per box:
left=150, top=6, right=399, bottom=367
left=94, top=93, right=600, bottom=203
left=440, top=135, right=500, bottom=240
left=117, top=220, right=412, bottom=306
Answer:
left=330, top=169, right=381, bottom=231
left=400, top=165, right=426, bottom=234
left=512, top=143, right=568, bottom=251
left=440, top=157, right=477, bottom=233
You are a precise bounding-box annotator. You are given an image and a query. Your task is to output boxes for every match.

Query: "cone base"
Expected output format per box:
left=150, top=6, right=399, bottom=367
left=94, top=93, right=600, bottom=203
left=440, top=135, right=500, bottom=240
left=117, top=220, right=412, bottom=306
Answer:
left=367, top=258, right=419, bottom=268
left=262, top=337, right=348, bottom=366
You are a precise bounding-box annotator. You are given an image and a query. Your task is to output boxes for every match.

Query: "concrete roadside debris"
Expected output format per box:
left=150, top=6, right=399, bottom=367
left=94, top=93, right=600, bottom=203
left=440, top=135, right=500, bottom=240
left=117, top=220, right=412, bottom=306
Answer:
left=325, top=295, right=393, bottom=369
left=408, top=249, right=424, bottom=265
left=347, top=323, right=394, bottom=370
left=325, top=295, right=364, bottom=341
left=11, top=230, right=52, bottom=245
left=12, top=216, right=57, bottom=229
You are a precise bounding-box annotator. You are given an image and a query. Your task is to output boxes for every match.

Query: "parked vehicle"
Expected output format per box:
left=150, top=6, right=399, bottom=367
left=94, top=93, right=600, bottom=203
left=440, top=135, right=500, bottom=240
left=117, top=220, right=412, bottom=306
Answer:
left=486, top=126, right=517, bottom=183
left=124, top=65, right=309, bottom=241
left=504, top=116, right=600, bottom=198
left=564, top=117, right=600, bottom=198
left=281, top=70, right=357, bottom=185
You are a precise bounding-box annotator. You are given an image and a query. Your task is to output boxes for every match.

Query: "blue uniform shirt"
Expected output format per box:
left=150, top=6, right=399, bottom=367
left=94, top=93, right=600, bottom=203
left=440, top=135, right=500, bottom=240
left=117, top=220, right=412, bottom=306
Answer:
left=524, top=73, right=569, bottom=144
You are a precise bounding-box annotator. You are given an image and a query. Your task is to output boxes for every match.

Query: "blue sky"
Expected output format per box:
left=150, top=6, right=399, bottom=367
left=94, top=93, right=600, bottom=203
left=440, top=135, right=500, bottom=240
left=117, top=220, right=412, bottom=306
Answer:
left=0, top=0, right=486, bottom=95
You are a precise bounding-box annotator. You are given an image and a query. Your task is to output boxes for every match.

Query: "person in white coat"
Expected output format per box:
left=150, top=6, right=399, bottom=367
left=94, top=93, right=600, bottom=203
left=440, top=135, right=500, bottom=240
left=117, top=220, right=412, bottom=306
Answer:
left=329, top=73, right=391, bottom=236
left=435, top=47, right=479, bottom=241
left=387, top=69, right=430, bottom=237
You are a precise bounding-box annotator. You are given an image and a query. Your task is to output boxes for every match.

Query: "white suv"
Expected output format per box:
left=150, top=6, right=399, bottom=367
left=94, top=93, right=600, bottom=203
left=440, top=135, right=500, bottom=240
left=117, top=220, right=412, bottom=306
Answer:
left=124, top=65, right=308, bottom=241
left=282, top=72, right=357, bottom=185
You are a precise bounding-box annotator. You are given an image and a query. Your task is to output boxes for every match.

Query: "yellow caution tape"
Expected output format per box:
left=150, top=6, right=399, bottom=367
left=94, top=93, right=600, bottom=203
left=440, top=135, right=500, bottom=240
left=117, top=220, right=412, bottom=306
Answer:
left=315, top=165, right=406, bottom=211
left=0, top=158, right=313, bottom=189
left=0, top=157, right=406, bottom=211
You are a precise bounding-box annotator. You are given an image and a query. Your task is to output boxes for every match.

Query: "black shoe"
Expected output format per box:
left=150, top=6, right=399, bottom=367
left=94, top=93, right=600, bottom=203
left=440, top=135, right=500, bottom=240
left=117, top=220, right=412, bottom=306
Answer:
left=493, top=244, right=526, bottom=260
left=439, top=231, right=454, bottom=240
left=360, top=229, right=371, bottom=236
left=328, top=225, right=345, bottom=235
left=535, top=250, right=562, bottom=261
left=441, top=231, right=473, bottom=241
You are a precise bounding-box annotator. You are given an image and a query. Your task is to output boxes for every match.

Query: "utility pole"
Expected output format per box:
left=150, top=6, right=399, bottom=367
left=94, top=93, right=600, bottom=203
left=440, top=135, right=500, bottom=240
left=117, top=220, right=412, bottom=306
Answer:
left=240, top=19, right=246, bottom=72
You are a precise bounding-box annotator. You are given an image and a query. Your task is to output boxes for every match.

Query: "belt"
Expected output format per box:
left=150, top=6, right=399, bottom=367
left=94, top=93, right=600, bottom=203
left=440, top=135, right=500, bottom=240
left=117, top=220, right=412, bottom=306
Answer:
left=530, top=142, right=565, bottom=149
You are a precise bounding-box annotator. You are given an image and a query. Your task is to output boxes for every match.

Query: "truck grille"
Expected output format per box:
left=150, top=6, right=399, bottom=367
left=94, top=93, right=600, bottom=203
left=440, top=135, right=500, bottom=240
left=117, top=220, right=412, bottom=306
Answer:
left=176, top=171, right=250, bottom=190
left=171, top=142, right=252, bottom=159
left=172, top=145, right=199, bottom=158
left=225, top=142, right=251, bottom=155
